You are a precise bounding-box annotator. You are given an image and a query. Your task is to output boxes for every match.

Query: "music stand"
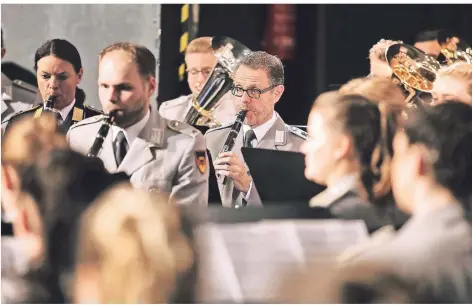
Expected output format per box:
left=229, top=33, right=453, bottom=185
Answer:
left=241, top=147, right=325, bottom=206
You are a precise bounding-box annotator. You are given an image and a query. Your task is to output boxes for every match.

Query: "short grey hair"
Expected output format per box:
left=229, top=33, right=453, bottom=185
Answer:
left=238, top=51, right=284, bottom=85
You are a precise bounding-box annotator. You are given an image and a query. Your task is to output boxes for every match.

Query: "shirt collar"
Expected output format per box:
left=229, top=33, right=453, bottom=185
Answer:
left=242, top=111, right=278, bottom=145
left=45, top=99, right=76, bottom=121
left=111, top=109, right=150, bottom=145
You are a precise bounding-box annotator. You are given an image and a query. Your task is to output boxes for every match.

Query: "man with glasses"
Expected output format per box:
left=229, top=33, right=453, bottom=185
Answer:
left=205, top=51, right=307, bottom=208
left=159, top=37, right=237, bottom=125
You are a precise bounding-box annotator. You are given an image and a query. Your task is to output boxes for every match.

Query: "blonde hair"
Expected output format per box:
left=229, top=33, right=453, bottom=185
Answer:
left=369, top=38, right=403, bottom=62
left=186, top=37, right=213, bottom=55
left=437, top=62, right=472, bottom=98
left=339, top=76, right=406, bottom=113
left=75, top=184, right=193, bottom=303
left=2, top=114, right=67, bottom=165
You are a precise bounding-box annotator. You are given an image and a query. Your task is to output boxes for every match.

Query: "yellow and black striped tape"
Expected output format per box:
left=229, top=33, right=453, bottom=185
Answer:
left=179, top=4, right=190, bottom=81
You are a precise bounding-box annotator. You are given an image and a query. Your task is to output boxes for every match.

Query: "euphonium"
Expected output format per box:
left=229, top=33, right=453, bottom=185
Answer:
left=184, top=36, right=251, bottom=127
left=386, top=43, right=441, bottom=107
left=86, top=110, right=118, bottom=157
left=217, top=108, right=248, bottom=185
left=438, top=36, right=472, bottom=65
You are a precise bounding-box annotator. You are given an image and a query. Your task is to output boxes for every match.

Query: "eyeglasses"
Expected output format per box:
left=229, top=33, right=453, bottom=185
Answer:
left=186, top=68, right=213, bottom=77
left=231, top=84, right=278, bottom=99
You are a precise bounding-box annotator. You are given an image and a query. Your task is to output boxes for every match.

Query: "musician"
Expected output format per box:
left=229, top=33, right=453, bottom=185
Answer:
left=368, top=39, right=402, bottom=78
left=413, top=29, right=443, bottom=58
left=67, top=42, right=209, bottom=207
left=302, top=92, right=401, bottom=230
left=1, top=28, right=39, bottom=122
left=206, top=51, right=306, bottom=208
left=431, top=62, right=472, bottom=105
left=159, top=37, right=237, bottom=125
left=2, top=39, right=102, bottom=135
left=356, top=102, right=472, bottom=303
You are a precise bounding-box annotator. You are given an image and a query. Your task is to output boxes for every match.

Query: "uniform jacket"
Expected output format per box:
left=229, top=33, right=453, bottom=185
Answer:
left=205, top=113, right=306, bottom=208
left=67, top=106, right=209, bottom=207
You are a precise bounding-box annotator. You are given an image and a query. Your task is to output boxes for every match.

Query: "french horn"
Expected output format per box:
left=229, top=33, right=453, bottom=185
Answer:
left=184, top=36, right=252, bottom=127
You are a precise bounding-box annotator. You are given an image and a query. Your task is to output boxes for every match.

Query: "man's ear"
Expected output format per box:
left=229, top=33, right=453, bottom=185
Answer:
left=273, top=85, right=285, bottom=104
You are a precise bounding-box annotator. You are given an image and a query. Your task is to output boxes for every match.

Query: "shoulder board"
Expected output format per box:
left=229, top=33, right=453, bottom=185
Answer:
left=205, top=121, right=233, bottom=134
left=288, top=125, right=308, bottom=140
left=12, top=80, right=38, bottom=94
left=167, top=120, right=200, bottom=137
left=83, top=104, right=104, bottom=115
left=69, top=114, right=105, bottom=130
left=1, top=104, right=41, bottom=124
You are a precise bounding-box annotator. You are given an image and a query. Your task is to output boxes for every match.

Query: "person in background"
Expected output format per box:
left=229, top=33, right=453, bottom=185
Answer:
left=431, top=62, right=472, bottom=105
left=1, top=28, right=39, bottom=122
left=2, top=38, right=102, bottom=135
left=301, top=92, right=400, bottom=230
left=74, top=184, right=194, bottom=303
left=357, top=102, right=472, bottom=303
left=159, top=36, right=238, bottom=126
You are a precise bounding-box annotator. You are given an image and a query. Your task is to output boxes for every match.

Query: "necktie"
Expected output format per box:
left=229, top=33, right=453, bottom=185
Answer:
left=113, top=131, right=129, bottom=166
left=244, top=129, right=256, bottom=148
left=55, top=112, right=63, bottom=126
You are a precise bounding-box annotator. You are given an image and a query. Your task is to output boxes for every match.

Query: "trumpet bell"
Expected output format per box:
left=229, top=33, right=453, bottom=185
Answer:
left=386, top=43, right=441, bottom=93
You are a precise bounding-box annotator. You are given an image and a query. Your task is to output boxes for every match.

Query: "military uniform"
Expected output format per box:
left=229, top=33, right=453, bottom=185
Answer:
left=1, top=99, right=102, bottom=136
left=1, top=72, right=40, bottom=121
left=67, top=106, right=209, bottom=207
left=159, top=92, right=238, bottom=126
left=205, top=113, right=307, bottom=208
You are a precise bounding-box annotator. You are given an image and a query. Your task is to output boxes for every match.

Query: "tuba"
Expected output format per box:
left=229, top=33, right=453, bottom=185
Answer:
left=184, top=36, right=252, bottom=127
left=386, top=43, right=441, bottom=107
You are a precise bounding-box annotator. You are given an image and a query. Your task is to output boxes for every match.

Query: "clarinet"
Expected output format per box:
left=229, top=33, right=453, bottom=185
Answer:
left=217, top=108, right=248, bottom=185
left=44, top=95, right=57, bottom=112
left=86, top=110, right=118, bottom=157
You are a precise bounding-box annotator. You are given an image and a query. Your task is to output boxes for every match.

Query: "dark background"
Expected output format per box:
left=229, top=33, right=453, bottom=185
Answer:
left=158, top=4, right=472, bottom=126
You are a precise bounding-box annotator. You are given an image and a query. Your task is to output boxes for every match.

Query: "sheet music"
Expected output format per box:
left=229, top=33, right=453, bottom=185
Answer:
left=195, top=219, right=368, bottom=303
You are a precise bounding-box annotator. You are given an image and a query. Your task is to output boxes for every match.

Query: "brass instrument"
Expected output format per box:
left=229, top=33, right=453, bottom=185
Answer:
left=184, top=36, right=252, bottom=127
left=217, top=108, right=248, bottom=185
left=386, top=43, right=441, bottom=106
left=438, top=36, right=472, bottom=65
left=86, top=110, right=118, bottom=157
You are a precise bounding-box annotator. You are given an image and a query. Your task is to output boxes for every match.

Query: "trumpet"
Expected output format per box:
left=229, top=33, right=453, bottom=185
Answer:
left=87, top=110, right=118, bottom=157
left=217, top=108, right=248, bottom=185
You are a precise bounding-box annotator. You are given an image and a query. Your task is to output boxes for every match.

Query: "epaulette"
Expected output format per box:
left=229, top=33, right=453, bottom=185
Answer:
left=205, top=121, right=233, bottom=134
left=83, top=104, right=104, bottom=115
left=12, top=80, right=38, bottom=94
left=69, top=114, right=105, bottom=130
left=288, top=125, right=308, bottom=140
left=168, top=120, right=200, bottom=137
left=1, top=104, right=41, bottom=124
